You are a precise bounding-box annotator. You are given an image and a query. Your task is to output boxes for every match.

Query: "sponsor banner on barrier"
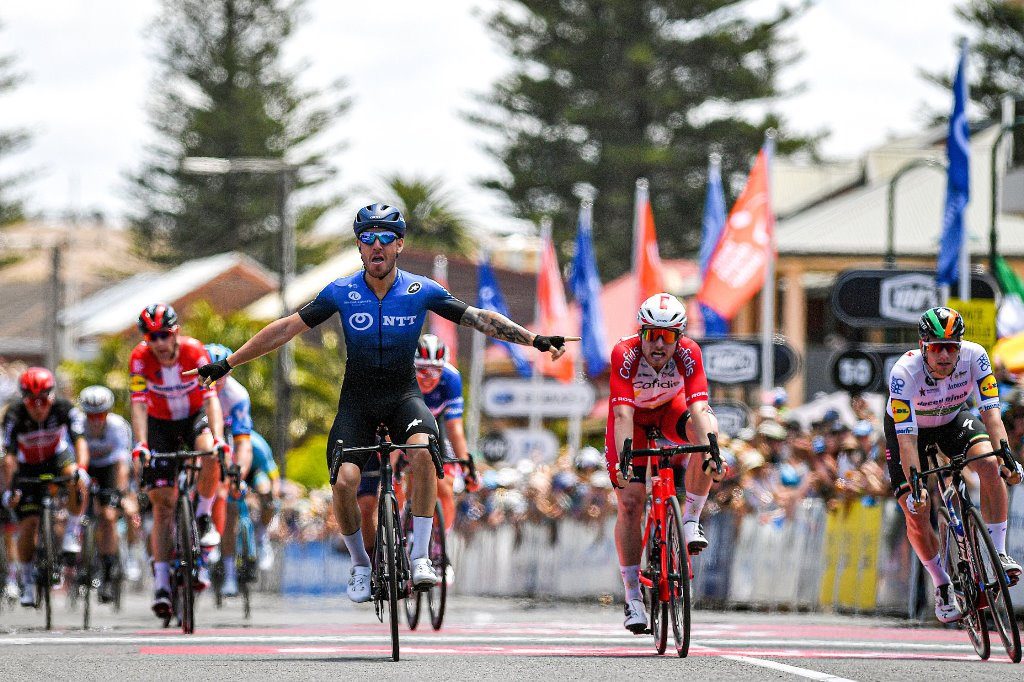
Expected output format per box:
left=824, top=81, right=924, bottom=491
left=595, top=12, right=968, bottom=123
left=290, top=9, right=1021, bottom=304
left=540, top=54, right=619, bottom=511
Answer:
left=819, top=498, right=883, bottom=611
left=281, top=540, right=350, bottom=596
left=1007, top=487, right=1024, bottom=610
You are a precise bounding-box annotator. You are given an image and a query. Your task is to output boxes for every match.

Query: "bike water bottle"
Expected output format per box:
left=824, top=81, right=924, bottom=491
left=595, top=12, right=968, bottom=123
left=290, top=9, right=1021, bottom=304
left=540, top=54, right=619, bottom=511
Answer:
left=942, top=486, right=964, bottom=537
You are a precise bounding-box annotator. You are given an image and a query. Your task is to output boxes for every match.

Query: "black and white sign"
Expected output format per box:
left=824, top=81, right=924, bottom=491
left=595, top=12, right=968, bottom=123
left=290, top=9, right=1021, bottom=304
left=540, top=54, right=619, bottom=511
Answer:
left=829, top=344, right=911, bottom=393
left=699, top=338, right=800, bottom=386
left=832, top=269, right=997, bottom=328
left=479, top=428, right=559, bottom=464
left=711, top=401, right=751, bottom=437
left=482, top=379, right=596, bottom=418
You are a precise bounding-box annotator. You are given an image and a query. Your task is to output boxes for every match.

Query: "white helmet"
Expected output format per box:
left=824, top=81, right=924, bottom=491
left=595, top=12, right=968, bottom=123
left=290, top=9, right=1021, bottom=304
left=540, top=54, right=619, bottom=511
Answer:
left=79, top=385, right=115, bottom=414
left=414, top=334, right=450, bottom=367
left=637, top=293, right=687, bottom=331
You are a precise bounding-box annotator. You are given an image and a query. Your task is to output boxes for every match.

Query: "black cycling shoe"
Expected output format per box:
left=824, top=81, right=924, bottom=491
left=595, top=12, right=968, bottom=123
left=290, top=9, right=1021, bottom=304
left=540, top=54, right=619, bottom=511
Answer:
left=98, top=580, right=115, bottom=604
left=152, top=589, right=172, bottom=619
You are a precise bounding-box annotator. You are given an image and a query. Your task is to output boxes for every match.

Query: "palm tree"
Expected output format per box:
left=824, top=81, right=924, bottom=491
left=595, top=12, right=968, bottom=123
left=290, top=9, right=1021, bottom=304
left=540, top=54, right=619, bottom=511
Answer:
left=380, top=175, right=473, bottom=255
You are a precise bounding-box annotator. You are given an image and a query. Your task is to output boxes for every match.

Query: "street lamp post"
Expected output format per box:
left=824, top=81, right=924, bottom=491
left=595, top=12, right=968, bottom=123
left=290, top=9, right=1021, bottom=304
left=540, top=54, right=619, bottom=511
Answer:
left=885, top=158, right=947, bottom=268
left=180, top=156, right=297, bottom=477
left=989, top=115, right=1024, bottom=272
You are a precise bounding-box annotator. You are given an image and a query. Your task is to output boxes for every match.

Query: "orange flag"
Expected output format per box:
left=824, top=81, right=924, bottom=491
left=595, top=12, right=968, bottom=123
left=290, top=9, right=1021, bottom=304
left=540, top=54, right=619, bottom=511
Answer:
left=697, top=147, right=775, bottom=320
left=537, top=228, right=575, bottom=382
left=634, top=179, right=666, bottom=308
left=430, top=255, right=459, bottom=363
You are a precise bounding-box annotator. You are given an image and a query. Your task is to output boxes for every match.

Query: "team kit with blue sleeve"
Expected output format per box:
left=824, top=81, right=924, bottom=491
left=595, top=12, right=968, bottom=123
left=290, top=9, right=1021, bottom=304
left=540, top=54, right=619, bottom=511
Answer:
left=298, top=269, right=468, bottom=469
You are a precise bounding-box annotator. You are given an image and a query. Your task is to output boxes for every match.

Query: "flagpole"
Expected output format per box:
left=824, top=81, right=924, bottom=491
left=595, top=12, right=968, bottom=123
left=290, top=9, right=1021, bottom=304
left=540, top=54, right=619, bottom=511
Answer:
left=529, top=219, right=550, bottom=435
left=566, top=196, right=594, bottom=458
left=467, top=251, right=489, bottom=453
left=958, top=38, right=971, bottom=303
left=760, top=132, right=777, bottom=401
left=633, top=178, right=648, bottom=307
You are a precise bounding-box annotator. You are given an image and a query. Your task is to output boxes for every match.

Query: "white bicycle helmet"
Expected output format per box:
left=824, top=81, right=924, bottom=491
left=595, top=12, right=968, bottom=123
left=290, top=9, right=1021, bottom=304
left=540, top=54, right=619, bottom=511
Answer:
left=637, top=293, right=687, bottom=331
left=80, top=385, right=115, bottom=414
left=414, top=334, right=450, bottom=367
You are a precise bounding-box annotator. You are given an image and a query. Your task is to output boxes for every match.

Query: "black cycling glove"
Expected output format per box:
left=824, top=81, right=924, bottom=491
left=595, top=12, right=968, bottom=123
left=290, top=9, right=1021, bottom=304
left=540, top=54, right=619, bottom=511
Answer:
left=532, top=335, right=566, bottom=352
left=197, top=358, right=232, bottom=382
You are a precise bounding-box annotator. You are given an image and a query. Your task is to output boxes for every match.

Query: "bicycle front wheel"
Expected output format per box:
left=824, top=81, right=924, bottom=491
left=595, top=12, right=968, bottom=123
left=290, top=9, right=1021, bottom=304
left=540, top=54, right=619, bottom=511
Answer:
left=383, top=494, right=402, bottom=661
left=938, top=504, right=989, bottom=659
left=402, top=509, right=421, bottom=630
left=641, top=507, right=667, bottom=655
left=428, top=501, right=448, bottom=631
left=176, top=495, right=197, bottom=635
left=966, top=506, right=1021, bottom=663
left=665, top=496, right=691, bottom=658
left=239, top=521, right=255, bottom=621
left=80, top=519, right=96, bottom=630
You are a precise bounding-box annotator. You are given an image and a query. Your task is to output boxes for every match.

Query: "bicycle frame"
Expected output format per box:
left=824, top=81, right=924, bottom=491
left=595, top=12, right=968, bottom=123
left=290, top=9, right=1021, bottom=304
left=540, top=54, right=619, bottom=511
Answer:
left=639, top=455, right=683, bottom=602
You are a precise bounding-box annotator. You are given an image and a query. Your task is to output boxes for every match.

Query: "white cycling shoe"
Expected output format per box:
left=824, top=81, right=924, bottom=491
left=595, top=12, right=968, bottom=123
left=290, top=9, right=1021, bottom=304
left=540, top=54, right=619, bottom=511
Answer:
left=999, top=553, right=1022, bottom=585
left=624, top=597, right=648, bottom=634
left=934, top=584, right=962, bottom=624
left=347, top=565, right=372, bottom=603
left=683, top=521, right=708, bottom=555
left=411, top=557, right=438, bottom=589
left=62, top=530, right=81, bottom=555
left=20, top=579, right=36, bottom=608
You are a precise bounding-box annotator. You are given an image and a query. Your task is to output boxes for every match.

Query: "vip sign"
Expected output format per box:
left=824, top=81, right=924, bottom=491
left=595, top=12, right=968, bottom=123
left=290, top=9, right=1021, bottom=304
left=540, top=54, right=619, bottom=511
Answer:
left=879, top=273, right=938, bottom=324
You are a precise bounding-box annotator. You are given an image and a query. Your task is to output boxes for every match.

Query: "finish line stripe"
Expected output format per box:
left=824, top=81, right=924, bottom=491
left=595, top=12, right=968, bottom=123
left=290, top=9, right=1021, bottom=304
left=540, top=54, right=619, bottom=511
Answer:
left=722, top=655, right=857, bottom=681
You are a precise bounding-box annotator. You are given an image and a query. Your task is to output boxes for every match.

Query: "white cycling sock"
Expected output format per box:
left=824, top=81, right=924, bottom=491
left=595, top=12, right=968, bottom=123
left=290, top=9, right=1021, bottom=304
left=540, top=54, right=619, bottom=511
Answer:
left=922, top=552, right=951, bottom=588
left=411, top=515, right=433, bottom=561
left=342, top=530, right=371, bottom=568
left=223, top=556, right=236, bottom=580
left=20, top=562, right=33, bottom=583
left=682, top=492, right=708, bottom=525
left=987, top=521, right=1008, bottom=555
left=620, top=564, right=642, bottom=602
left=7, top=562, right=17, bottom=581
left=196, top=495, right=215, bottom=517
left=154, top=562, right=170, bottom=592
left=64, top=514, right=83, bottom=537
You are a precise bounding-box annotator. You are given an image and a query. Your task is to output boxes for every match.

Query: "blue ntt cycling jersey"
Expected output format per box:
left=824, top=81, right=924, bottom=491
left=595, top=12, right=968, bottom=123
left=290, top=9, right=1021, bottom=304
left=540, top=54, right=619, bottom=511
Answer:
left=422, top=363, right=464, bottom=421
left=299, top=269, right=467, bottom=386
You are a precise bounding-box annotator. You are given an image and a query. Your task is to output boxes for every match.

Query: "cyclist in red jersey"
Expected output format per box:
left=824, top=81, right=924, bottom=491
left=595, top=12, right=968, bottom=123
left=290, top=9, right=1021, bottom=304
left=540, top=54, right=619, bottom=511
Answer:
left=127, top=303, right=229, bottom=619
left=1, top=367, right=89, bottom=607
left=606, top=293, right=722, bottom=633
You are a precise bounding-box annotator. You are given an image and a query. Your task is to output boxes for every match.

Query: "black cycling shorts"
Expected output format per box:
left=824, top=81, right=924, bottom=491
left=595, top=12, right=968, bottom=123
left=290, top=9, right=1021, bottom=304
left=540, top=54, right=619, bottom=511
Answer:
left=328, top=380, right=438, bottom=473
left=87, top=462, right=124, bottom=507
left=143, top=411, right=211, bottom=489
left=883, top=408, right=989, bottom=498
left=13, top=448, right=76, bottom=518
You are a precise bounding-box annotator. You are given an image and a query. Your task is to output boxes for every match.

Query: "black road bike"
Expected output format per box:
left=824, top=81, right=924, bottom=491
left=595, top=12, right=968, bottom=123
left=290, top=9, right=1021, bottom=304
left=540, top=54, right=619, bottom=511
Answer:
left=75, top=483, right=124, bottom=629
left=330, top=425, right=443, bottom=662
left=911, top=438, right=1022, bottom=663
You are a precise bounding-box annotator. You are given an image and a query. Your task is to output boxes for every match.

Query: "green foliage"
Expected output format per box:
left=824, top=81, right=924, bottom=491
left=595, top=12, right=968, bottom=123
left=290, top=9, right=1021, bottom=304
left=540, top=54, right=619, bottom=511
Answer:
left=285, top=433, right=329, bottom=489
left=0, top=20, right=31, bottom=225
left=60, top=302, right=344, bottom=476
left=470, top=0, right=818, bottom=279
left=379, top=175, right=475, bottom=255
left=128, top=0, right=349, bottom=270
left=923, top=2, right=1024, bottom=157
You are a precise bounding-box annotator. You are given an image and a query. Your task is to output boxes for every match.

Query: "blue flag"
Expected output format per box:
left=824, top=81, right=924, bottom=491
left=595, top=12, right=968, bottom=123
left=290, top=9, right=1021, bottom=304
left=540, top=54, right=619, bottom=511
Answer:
left=477, top=256, right=532, bottom=377
left=937, top=42, right=970, bottom=288
left=568, top=202, right=609, bottom=376
left=699, top=155, right=730, bottom=337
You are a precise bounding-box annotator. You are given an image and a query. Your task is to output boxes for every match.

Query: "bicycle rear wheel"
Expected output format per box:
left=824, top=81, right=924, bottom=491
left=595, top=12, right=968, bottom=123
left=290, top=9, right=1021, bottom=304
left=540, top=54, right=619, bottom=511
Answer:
left=966, top=506, right=1021, bottom=663
left=176, top=495, right=197, bottom=634
left=40, top=505, right=55, bottom=630
left=239, top=520, right=255, bottom=621
left=428, top=501, right=448, bottom=631
left=383, top=494, right=402, bottom=661
left=665, top=496, right=691, bottom=657
left=938, top=505, right=989, bottom=659
left=80, top=519, right=96, bottom=630
left=402, top=509, right=421, bottom=630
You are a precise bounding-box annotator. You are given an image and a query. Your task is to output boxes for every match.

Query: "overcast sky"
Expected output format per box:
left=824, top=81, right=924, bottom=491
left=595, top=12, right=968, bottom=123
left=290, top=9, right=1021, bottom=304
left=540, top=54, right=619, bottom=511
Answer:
left=0, top=0, right=969, bottom=232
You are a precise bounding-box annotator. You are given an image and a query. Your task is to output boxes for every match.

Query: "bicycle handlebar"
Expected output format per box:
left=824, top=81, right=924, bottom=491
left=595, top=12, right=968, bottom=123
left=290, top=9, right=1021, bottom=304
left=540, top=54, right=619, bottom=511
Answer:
left=14, top=474, right=77, bottom=486
left=618, top=433, right=721, bottom=481
left=909, top=438, right=1019, bottom=499
left=328, top=425, right=445, bottom=486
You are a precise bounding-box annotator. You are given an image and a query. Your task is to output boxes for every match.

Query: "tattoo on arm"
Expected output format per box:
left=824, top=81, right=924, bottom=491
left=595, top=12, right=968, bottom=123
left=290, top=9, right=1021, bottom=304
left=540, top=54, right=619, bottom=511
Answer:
left=460, top=307, right=534, bottom=345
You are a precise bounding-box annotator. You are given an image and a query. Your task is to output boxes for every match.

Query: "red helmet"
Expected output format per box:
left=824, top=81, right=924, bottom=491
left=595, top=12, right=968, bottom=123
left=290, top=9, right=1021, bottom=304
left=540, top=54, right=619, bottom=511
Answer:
left=138, top=303, right=180, bottom=335
left=20, top=367, right=56, bottom=397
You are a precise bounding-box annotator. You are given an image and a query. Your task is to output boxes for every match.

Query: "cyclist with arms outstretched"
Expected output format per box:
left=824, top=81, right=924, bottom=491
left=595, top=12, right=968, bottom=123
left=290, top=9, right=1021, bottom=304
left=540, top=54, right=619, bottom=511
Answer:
left=886, top=306, right=1023, bottom=623
left=606, top=293, right=722, bottom=634
left=190, top=203, right=573, bottom=603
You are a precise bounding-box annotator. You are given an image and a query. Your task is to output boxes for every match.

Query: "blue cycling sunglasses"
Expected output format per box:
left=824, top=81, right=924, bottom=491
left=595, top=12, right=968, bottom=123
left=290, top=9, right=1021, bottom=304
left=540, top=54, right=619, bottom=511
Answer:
left=358, top=231, right=399, bottom=246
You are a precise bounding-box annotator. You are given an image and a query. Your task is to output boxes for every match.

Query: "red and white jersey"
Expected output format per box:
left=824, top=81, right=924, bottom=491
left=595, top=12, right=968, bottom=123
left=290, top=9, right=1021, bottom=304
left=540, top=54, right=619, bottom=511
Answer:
left=609, top=335, right=709, bottom=410
left=129, top=335, right=214, bottom=421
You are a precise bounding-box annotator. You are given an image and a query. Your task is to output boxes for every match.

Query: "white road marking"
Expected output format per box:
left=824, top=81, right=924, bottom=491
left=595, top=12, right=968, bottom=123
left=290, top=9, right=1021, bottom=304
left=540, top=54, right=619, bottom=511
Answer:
left=722, top=655, right=857, bottom=681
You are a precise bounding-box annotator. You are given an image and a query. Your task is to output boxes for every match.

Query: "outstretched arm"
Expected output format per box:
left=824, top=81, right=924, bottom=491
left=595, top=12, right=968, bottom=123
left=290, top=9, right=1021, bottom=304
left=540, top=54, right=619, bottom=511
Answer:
left=186, top=313, right=309, bottom=387
left=459, top=307, right=535, bottom=346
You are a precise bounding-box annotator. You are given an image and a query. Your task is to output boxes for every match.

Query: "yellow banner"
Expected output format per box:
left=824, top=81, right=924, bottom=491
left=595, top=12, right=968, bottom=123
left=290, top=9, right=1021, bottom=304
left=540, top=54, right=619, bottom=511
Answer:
left=819, top=498, right=883, bottom=611
left=947, top=298, right=997, bottom=354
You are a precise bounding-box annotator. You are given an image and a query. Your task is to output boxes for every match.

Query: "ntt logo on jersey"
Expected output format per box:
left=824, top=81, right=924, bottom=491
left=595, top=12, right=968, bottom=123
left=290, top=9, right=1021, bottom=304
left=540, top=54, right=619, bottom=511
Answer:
left=891, top=399, right=911, bottom=423
left=979, top=374, right=998, bottom=398
left=349, top=312, right=374, bottom=331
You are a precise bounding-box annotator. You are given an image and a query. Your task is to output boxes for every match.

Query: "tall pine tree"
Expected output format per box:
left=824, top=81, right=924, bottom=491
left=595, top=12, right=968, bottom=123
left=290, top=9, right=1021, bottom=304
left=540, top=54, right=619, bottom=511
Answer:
left=471, top=1, right=816, bottom=278
left=0, top=20, right=31, bottom=226
left=128, top=0, right=348, bottom=267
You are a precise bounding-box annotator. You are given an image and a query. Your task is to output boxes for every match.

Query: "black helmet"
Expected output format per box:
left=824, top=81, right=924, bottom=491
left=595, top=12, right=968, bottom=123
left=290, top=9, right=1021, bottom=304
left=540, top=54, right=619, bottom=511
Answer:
left=353, top=203, right=406, bottom=236
left=918, top=306, right=965, bottom=341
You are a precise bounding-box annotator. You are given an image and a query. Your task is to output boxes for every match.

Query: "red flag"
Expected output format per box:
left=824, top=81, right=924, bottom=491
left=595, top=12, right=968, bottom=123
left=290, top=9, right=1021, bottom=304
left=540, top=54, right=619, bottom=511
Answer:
left=634, top=181, right=666, bottom=308
left=430, top=255, right=459, bottom=364
left=697, top=147, right=775, bottom=320
left=537, top=230, right=575, bottom=382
